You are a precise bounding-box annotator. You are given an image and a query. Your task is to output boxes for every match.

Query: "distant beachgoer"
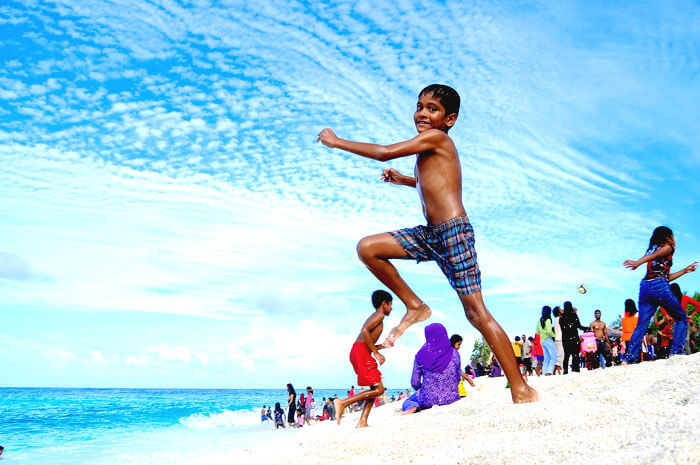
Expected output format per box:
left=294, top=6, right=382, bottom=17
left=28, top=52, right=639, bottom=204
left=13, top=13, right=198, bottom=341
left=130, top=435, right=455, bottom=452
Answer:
left=489, top=357, right=502, bottom=377
left=532, top=334, right=544, bottom=376
left=611, top=340, right=620, bottom=365
left=511, top=335, right=523, bottom=367
left=0, top=445, right=4, bottom=456
left=333, top=290, right=392, bottom=428
left=590, top=309, right=612, bottom=368
left=304, top=387, right=314, bottom=425
left=450, top=333, right=475, bottom=396
left=560, top=301, right=588, bottom=374
left=273, top=402, right=286, bottom=429
left=402, top=323, right=462, bottom=414
left=286, top=383, right=297, bottom=427
left=621, top=299, right=638, bottom=345
left=298, top=392, right=305, bottom=413
left=261, top=405, right=269, bottom=422
left=295, top=409, right=305, bottom=428
left=522, top=336, right=533, bottom=376
left=536, top=306, right=556, bottom=375
left=326, top=397, right=336, bottom=420
left=622, top=226, right=697, bottom=363
left=552, top=307, right=564, bottom=375
left=664, top=282, right=700, bottom=354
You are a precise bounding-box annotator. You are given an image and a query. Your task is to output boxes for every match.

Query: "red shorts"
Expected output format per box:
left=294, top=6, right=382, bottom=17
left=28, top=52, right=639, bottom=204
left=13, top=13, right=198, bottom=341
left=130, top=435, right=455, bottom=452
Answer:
left=349, top=342, right=382, bottom=387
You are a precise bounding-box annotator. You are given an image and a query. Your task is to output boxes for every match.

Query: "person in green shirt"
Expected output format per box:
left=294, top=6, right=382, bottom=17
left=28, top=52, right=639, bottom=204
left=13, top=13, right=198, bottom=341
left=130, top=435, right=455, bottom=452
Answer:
left=536, top=306, right=557, bottom=375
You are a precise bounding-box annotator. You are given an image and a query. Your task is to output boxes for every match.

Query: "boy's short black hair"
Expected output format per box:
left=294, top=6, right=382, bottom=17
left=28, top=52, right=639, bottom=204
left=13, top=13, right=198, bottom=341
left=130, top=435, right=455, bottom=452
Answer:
left=419, top=84, right=460, bottom=116
left=371, top=289, right=393, bottom=309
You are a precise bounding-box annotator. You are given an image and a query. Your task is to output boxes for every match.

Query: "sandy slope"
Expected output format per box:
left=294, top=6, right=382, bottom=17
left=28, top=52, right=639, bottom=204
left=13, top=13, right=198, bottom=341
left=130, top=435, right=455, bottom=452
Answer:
left=203, top=354, right=700, bottom=465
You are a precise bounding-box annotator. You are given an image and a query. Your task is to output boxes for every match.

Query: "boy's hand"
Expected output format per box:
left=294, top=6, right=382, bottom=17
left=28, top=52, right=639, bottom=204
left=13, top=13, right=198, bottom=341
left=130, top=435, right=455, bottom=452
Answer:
left=375, top=353, right=386, bottom=365
left=623, top=259, right=639, bottom=270
left=316, top=128, right=339, bottom=148
left=685, top=262, right=698, bottom=273
left=381, top=168, right=403, bottom=185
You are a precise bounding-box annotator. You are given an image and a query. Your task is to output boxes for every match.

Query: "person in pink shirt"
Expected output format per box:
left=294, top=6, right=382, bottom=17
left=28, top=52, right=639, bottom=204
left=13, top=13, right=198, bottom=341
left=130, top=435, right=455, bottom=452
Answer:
left=304, top=386, right=314, bottom=425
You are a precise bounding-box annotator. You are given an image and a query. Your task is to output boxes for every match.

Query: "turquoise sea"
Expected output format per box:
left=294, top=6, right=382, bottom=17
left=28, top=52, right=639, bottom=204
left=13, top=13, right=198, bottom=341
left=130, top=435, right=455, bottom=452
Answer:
left=0, top=387, right=368, bottom=465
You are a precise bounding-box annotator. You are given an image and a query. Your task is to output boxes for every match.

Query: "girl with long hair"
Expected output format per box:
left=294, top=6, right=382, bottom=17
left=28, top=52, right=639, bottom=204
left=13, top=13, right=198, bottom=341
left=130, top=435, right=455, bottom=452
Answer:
left=286, top=383, right=297, bottom=427
left=559, top=301, right=588, bottom=374
left=622, top=226, right=697, bottom=362
left=535, top=306, right=557, bottom=375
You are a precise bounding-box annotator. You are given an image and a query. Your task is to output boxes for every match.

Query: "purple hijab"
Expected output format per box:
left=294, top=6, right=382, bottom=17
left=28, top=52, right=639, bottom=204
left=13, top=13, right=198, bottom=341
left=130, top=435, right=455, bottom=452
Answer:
left=415, top=323, right=453, bottom=372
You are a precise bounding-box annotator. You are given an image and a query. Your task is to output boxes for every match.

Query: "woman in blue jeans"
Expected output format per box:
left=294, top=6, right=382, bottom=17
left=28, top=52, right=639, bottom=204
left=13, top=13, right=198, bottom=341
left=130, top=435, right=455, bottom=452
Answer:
left=536, top=306, right=557, bottom=375
left=622, top=226, right=698, bottom=363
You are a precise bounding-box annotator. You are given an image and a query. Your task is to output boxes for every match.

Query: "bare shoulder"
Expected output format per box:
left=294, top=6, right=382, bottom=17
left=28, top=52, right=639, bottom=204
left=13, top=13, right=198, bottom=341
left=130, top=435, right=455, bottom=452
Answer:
left=417, top=129, right=457, bottom=154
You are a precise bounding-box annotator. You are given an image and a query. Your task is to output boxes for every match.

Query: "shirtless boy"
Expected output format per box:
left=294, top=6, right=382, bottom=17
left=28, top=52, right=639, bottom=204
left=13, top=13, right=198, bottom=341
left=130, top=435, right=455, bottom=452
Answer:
left=590, top=309, right=612, bottom=368
left=334, top=290, right=391, bottom=428
left=318, top=84, right=537, bottom=403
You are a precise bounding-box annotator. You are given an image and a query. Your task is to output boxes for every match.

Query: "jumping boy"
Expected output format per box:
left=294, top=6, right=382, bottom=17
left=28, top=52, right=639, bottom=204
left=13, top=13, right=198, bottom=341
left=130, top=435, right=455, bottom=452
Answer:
left=334, top=290, right=391, bottom=428
left=318, top=84, right=537, bottom=403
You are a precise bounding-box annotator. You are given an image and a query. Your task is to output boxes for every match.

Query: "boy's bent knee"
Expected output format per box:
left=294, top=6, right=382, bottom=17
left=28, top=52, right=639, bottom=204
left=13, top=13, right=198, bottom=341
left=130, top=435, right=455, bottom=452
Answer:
left=356, top=238, right=372, bottom=262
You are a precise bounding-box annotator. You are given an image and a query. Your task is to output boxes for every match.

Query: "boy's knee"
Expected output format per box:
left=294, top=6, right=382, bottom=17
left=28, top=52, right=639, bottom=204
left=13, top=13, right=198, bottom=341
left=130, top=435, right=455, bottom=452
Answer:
left=356, top=237, right=373, bottom=262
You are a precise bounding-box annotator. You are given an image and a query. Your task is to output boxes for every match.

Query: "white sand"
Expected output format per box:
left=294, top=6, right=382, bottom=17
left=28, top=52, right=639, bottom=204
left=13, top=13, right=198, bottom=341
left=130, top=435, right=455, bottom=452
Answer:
left=204, top=354, right=700, bottom=465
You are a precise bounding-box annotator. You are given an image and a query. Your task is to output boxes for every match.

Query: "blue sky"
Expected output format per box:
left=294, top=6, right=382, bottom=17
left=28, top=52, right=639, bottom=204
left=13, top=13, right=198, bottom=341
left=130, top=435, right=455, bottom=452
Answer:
left=1, top=0, right=699, bottom=389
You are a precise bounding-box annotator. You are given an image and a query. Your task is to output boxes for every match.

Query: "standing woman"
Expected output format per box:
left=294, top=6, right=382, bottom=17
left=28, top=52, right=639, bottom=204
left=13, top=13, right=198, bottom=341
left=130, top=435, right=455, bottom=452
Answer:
left=559, top=301, right=588, bottom=374
left=623, top=226, right=697, bottom=362
left=536, top=306, right=557, bottom=375
left=286, top=383, right=297, bottom=427
left=552, top=306, right=564, bottom=375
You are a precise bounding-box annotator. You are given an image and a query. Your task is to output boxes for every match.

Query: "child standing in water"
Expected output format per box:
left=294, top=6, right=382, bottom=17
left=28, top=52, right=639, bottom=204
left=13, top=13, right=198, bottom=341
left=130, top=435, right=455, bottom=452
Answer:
left=318, top=84, right=537, bottom=403
left=333, top=290, right=392, bottom=428
left=622, top=226, right=697, bottom=362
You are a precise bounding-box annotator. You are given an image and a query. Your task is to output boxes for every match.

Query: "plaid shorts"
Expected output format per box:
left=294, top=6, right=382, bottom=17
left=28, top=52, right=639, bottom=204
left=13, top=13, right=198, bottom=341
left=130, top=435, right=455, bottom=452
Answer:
left=389, top=215, right=481, bottom=295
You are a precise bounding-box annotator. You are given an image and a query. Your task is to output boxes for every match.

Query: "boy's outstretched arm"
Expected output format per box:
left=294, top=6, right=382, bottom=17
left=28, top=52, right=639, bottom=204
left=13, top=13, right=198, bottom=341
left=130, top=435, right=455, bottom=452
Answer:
left=316, top=128, right=446, bottom=162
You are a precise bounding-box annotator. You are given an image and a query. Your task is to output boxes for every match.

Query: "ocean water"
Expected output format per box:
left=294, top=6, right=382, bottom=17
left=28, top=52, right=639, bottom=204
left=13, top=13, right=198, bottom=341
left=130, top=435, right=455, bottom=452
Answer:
left=0, top=387, right=361, bottom=465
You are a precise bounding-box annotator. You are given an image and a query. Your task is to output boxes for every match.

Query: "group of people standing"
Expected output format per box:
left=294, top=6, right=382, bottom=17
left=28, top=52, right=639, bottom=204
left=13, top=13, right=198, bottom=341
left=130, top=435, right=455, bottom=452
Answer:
left=275, top=384, right=337, bottom=428
left=519, top=226, right=698, bottom=376
left=528, top=302, right=603, bottom=376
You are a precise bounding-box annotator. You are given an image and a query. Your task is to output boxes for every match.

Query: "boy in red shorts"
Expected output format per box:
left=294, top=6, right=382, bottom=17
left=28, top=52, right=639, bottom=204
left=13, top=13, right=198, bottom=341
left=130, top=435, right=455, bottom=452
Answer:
left=334, top=290, right=392, bottom=428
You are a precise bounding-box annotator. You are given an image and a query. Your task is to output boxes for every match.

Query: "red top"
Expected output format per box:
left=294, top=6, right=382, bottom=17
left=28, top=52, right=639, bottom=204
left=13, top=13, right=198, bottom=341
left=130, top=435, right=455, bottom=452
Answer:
left=643, top=244, right=674, bottom=281
left=660, top=294, right=700, bottom=322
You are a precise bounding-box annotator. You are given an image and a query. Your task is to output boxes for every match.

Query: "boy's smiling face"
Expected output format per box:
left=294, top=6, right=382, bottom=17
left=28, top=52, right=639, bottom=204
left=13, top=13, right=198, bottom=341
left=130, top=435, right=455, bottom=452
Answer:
left=414, top=92, right=457, bottom=133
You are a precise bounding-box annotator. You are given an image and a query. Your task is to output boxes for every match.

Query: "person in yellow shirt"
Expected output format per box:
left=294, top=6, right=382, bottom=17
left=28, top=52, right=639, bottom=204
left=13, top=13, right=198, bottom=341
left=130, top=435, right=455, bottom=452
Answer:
left=511, top=336, right=524, bottom=366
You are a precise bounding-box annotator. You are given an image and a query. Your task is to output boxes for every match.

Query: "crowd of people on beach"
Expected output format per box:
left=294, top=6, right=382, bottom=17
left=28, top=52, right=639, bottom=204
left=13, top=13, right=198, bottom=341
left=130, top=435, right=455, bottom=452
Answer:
left=510, top=292, right=699, bottom=379
left=261, top=384, right=413, bottom=429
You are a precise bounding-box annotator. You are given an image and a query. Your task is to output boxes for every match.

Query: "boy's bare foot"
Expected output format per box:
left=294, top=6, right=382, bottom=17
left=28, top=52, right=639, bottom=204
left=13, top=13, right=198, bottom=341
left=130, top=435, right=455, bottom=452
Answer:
left=383, top=303, right=431, bottom=347
left=334, top=399, right=344, bottom=425
left=356, top=421, right=368, bottom=428
left=511, top=385, right=539, bottom=404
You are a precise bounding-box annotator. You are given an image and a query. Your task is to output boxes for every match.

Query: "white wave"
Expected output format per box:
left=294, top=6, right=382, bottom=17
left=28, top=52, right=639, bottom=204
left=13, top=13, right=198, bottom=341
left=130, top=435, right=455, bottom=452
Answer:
left=179, top=408, right=263, bottom=430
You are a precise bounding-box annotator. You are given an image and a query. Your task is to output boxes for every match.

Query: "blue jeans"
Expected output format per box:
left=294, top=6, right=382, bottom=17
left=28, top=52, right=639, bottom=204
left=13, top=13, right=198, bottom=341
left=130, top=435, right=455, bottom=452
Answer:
left=542, top=337, right=557, bottom=374
left=624, top=278, right=688, bottom=363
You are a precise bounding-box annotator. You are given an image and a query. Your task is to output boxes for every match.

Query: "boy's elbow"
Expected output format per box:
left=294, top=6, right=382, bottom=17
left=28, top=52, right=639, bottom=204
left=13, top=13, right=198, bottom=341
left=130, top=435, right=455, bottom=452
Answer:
left=375, top=146, right=393, bottom=162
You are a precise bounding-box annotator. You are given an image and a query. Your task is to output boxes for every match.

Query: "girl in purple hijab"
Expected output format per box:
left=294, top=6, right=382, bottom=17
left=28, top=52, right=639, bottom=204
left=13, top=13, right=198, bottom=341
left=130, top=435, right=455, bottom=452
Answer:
left=403, top=323, right=462, bottom=413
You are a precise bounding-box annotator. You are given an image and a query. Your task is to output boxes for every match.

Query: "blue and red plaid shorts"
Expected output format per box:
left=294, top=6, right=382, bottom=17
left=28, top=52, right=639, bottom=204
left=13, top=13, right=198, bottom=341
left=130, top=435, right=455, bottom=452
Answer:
left=389, top=215, right=481, bottom=295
